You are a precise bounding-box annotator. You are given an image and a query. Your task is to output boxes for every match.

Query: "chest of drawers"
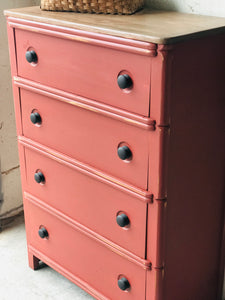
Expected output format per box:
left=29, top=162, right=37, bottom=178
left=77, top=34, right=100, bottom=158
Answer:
left=5, top=6, right=225, bottom=300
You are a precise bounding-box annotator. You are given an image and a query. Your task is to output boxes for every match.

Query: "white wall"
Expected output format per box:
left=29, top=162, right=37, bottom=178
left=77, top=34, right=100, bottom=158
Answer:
left=147, top=0, right=225, bottom=17
left=0, top=0, right=39, bottom=221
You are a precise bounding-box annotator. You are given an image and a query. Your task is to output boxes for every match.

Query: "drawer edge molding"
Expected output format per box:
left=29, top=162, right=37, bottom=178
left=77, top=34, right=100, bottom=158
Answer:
left=14, top=77, right=156, bottom=130
left=25, top=192, right=152, bottom=270
left=19, top=136, right=153, bottom=203
left=8, top=17, right=157, bottom=57
left=27, top=246, right=109, bottom=300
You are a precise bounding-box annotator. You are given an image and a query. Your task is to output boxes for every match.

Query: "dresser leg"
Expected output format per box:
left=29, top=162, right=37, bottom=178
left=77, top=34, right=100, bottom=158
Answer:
left=28, top=252, right=40, bottom=270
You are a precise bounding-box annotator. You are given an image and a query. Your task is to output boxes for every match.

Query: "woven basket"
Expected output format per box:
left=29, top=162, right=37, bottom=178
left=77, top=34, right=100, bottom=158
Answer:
left=41, top=0, right=144, bottom=15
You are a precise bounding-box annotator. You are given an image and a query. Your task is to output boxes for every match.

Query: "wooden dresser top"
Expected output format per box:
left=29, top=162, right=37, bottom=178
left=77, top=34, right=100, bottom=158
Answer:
left=4, top=6, right=225, bottom=44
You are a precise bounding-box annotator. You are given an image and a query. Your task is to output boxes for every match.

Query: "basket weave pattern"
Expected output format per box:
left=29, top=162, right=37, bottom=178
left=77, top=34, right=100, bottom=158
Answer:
left=41, top=0, right=144, bottom=15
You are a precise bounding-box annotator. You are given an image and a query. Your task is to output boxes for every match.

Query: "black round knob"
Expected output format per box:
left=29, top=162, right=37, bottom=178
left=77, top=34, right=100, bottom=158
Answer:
left=38, top=227, right=48, bottom=239
left=117, top=74, right=133, bottom=89
left=30, top=112, right=41, bottom=124
left=26, top=50, right=37, bottom=63
left=34, top=172, right=45, bottom=184
left=118, top=277, right=130, bottom=291
left=117, top=146, right=132, bottom=160
left=116, top=214, right=130, bottom=227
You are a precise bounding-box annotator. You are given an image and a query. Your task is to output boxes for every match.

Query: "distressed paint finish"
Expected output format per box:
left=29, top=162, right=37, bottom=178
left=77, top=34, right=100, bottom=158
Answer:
left=5, top=8, right=225, bottom=300
left=18, top=87, right=153, bottom=189
left=159, top=33, right=225, bottom=300
left=21, top=144, right=149, bottom=258
left=14, top=23, right=153, bottom=116
left=24, top=196, right=150, bottom=300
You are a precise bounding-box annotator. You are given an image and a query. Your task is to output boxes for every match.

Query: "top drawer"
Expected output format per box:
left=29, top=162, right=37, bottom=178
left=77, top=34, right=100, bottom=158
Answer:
left=15, top=28, right=152, bottom=116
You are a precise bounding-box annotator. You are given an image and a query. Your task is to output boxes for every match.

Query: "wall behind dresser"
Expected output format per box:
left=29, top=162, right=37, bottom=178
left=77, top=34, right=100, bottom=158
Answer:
left=147, top=0, right=225, bottom=17
left=0, top=1, right=39, bottom=224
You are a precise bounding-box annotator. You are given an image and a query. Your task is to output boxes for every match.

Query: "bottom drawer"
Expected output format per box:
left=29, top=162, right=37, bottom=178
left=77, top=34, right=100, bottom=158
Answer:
left=24, top=196, right=150, bottom=300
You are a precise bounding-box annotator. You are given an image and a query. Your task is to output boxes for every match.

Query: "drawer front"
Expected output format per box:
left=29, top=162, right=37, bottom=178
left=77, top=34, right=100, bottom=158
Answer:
left=24, top=197, right=147, bottom=300
left=22, top=146, right=148, bottom=258
left=15, top=28, right=151, bottom=116
left=20, top=88, right=150, bottom=189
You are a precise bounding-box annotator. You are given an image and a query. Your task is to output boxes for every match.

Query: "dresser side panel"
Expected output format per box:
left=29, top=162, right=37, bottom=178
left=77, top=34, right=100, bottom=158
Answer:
left=162, top=33, right=225, bottom=300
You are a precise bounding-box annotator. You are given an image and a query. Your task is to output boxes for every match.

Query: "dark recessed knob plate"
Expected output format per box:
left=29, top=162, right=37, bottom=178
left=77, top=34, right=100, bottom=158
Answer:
left=116, top=214, right=130, bottom=227
left=118, top=277, right=130, bottom=291
left=117, top=146, right=132, bottom=160
left=117, top=74, right=133, bottom=89
left=30, top=112, right=41, bottom=124
left=34, top=172, right=45, bottom=184
left=38, top=227, right=48, bottom=239
left=26, top=50, right=38, bottom=63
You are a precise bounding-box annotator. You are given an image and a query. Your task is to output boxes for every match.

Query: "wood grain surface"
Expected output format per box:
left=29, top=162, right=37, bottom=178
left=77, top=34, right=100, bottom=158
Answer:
left=4, top=6, right=225, bottom=44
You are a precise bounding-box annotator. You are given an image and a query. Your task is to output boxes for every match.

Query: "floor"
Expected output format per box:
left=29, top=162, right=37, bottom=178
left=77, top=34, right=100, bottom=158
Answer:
left=0, top=215, right=94, bottom=300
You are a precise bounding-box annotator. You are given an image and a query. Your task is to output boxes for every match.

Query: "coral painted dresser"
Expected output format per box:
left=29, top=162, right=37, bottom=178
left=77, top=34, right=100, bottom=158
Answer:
left=5, top=6, right=225, bottom=300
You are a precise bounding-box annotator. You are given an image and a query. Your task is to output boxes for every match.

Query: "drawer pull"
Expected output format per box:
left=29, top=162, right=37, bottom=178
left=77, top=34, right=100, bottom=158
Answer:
left=118, top=277, right=130, bottom=291
left=26, top=50, right=37, bottom=63
left=34, top=171, right=45, bottom=184
left=117, top=146, right=132, bottom=160
left=38, top=227, right=48, bottom=239
left=30, top=112, right=42, bottom=124
left=117, top=74, right=133, bottom=89
left=116, top=214, right=130, bottom=227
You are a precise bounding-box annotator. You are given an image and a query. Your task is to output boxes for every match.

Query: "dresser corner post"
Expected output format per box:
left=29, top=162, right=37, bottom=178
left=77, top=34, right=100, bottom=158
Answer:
left=150, top=44, right=174, bottom=126
left=146, top=265, right=164, bottom=300
left=148, top=43, right=173, bottom=197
